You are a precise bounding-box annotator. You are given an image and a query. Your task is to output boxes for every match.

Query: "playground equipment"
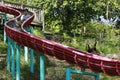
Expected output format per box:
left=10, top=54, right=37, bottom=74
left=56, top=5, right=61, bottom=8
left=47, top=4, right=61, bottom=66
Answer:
left=0, top=2, right=120, bottom=80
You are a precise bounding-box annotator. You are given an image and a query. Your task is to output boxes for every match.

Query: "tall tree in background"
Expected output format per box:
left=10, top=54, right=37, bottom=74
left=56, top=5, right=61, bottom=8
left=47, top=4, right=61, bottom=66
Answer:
left=8, top=0, right=27, bottom=4
left=36, top=0, right=99, bottom=35
left=8, top=0, right=120, bottom=35
left=95, top=0, right=120, bottom=19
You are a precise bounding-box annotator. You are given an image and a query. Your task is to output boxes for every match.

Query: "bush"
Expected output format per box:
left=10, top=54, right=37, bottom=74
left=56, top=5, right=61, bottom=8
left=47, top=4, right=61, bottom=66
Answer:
left=0, top=42, right=7, bottom=54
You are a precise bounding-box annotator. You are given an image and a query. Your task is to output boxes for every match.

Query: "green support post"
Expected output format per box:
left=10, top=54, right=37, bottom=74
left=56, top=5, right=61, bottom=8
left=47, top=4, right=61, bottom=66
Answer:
left=40, top=55, right=44, bottom=80
left=24, top=46, right=28, bottom=63
left=24, top=27, right=29, bottom=63
left=3, top=13, right=7, bottom=42
left=11, top=40, right=16, bottom=77
left=30, top=49, right=34, bottom=73
left=66, top=68, right=71, bottom=80
left=95, top=74, right=100, bottom=80
left=7, top=37, right=11, bottom=72
left=66, top=68, right=100, bottom=80
left=16, top=44, right=20, bottom=80
left=30, top=28, right=34, bottom=73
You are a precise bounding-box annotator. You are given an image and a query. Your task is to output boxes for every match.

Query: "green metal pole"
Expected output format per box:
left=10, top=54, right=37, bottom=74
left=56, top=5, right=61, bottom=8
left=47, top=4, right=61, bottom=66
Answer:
left=40, top=55, right=44, bottom=80
left=3, top=13, right=7, bottom=42
left=30, top=28, right=34, bottom=73
left=16, top=44, right=20, bottom=80
left=7, top=37, right=11, bottom=72
left=24, top=46, right=28, bottom=63
left=24, top=27, right=29, bottom=63
left=66, top=68, right=71, bottom=80
left=30, top=49, right=34, bottom=73
left=11, top=40, right=15, bottom=77
left=95, top=74, right=100, bottom=80
left=66, top=68, right=100, bottom=80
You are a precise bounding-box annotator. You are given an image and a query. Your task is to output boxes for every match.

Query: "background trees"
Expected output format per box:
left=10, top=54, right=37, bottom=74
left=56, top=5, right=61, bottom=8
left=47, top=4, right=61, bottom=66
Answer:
left=8, top=0, right=120, bottom=35
left=1, top=0, right=119, bottom=80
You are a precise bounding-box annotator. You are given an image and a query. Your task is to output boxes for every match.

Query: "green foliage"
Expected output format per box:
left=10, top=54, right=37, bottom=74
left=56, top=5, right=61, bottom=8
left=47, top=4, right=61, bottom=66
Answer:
left=101, top=73, right=120, bottom=80
left=83, top=22, right=107, bottom=39
left=33, top=27, right=45, bottom=38
left=1, top=0, right=120, bottom=80
left=46, top=67, right=65, bottom=80
left=8, top=0, right=120, bottom=35
left=0, top=42, right=7, bottom=54
left=98, top=41, right=119, bottom=55
left=8, top=0, right=27, bottom=4
left=0, top=34, right=3, bottom=41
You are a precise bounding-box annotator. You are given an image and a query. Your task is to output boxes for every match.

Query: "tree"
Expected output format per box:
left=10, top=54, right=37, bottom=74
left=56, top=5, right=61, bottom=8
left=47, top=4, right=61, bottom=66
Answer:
left=8, top=0, right=120, bottom=35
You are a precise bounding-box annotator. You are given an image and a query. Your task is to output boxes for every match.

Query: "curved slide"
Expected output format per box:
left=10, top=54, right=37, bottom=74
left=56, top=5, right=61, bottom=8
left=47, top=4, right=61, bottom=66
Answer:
left=0, top=4, right=120, bottom=76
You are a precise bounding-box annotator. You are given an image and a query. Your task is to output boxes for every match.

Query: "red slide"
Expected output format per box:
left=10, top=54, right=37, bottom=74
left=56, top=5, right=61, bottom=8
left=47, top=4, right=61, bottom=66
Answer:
left=0, top=4, right=120, bottom=76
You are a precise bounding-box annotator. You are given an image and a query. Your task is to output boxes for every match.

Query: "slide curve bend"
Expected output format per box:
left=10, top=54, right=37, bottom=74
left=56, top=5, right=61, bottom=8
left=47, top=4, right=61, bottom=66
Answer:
left=0, top=4, right=120, bottom=76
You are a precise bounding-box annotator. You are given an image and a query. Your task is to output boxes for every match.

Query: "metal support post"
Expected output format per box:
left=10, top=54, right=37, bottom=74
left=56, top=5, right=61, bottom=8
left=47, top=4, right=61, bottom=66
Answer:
left=3, top=13, right=7, bottom=42
left=30, top=49, right=34, bottom=73
left=7, top=37, right=11, bottom=72
left=66, top=68, right=71, bottom=80
left=30, top=28, right=34, bottom=73
left=24, top=27, right=29, bottom=63
left=40, top=55, right=44, bottom=80
left=66, top=68, right=100, bottom=80
left=11, top=40, right=15, bottom=77
left=16, top=44, right=20, bottom=80
left=24, top=46, right=28, bottom=63
left=95, top=74, right=100, bottom=80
